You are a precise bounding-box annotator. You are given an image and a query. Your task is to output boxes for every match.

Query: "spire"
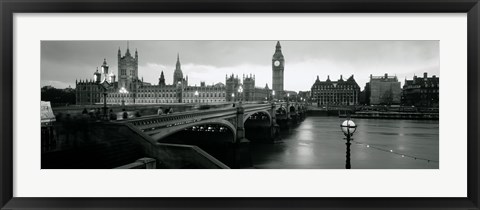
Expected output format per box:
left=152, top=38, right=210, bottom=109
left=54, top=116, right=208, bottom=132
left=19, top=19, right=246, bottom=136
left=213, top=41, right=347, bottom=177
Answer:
left=316, top=75, right=319, bottom=81
left=173, top=53, right=183, bottom=84
left=176, top=53, right=181, bottom=67
left=125, top=41, right=130, bottom=56
left=273, top=41, right=284, bottom=60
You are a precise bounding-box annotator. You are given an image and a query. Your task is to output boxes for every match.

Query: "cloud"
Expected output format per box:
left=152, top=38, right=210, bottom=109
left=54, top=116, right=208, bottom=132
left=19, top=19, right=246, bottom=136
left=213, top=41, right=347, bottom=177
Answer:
left=41, top=41, right=439, bottom=92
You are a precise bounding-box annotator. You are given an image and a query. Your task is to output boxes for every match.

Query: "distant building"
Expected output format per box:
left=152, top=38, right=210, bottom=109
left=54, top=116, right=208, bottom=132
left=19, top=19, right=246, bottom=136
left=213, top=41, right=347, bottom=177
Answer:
left=402, top=72, right=439, bottom=107
left=365, top=73, right=401, bottom=105
left=284, top=91, right=298, bottom=101
left=225, top=74, right=241, bottom=102
left=298, top=91, right=310, bottom=102
left=76, top=43, right=275, bottom=106
left=242, top=74, right=271, bottom=102
left=75, top=70, right=106, bottom=105
left=225, top=74, right=271, bottom=102
left=310, top=75, right=360, bottom=106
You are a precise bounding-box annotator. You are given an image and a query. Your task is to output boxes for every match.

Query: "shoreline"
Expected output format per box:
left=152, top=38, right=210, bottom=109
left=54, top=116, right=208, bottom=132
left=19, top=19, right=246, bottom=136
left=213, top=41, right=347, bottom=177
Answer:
left=306, top=110, right=439, bottom=120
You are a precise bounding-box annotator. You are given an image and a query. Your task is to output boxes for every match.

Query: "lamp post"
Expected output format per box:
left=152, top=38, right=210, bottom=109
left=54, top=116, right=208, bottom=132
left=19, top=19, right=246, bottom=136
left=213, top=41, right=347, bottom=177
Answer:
left=272, top=90, right=275, bottom=102
left=119, top=87, right=128, bottom=109
left=194, top=90, right=199, bottom=104
left=287, top=93, right=290, bottom=102
left=232, top=93, right=235, bottom=102
left=102, top=91, right=108, bottom=119
left=340, top=119, right=357, bottom=169
left=238, top=86, right=243, bottom=103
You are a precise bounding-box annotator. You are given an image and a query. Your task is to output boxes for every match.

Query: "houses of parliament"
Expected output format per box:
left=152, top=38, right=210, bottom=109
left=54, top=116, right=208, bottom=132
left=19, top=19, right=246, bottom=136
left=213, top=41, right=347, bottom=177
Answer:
left=75, top=42, right=285, bottom=106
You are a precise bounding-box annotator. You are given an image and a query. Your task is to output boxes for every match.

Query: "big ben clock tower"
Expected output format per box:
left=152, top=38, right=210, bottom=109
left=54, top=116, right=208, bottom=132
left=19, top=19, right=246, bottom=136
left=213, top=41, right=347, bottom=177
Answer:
left=272, top=41, right=285, bottom=98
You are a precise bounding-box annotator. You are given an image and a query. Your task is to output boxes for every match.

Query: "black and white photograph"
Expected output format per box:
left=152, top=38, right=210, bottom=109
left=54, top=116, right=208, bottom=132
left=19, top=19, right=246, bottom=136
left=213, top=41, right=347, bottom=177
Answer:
left=41, top=40, right=439, bottom=169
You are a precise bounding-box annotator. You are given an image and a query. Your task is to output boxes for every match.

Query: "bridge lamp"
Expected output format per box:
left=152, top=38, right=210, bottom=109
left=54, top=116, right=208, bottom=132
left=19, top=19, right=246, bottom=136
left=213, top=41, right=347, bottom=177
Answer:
left=119, top=87, right=129, bottom=108
left=340, top=119, right=357, bottom=169
left=194, top=90, right=199, bottom=104
left=238, top=86, right=243, bottom=102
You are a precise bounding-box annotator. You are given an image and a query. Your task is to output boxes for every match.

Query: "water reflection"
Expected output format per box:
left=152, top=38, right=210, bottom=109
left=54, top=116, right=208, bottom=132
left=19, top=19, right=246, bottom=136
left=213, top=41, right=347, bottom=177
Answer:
left=251, top=116, right=439, bottom=169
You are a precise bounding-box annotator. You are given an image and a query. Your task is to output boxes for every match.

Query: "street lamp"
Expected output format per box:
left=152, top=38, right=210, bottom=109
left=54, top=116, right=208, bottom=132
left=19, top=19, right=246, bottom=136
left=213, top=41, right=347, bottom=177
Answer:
left=340, top=119, right=357, bottom=169
left=287, top=93, right=290, bottom=102
left=238, top=86, right=243, bottom=102
left=272, top=90, right=275, bottom=102
left=232, top=93, right=235, bottom=102
left=194, top=90, right=199, bottom=104
left=119, top=87, right=128, bottom=109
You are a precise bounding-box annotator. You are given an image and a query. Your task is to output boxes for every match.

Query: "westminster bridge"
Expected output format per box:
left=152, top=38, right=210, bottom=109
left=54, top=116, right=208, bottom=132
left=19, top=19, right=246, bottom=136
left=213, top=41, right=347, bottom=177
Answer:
left=42, top=102, right=307, bottom=169
left=117, top=102, right=307, bottom=168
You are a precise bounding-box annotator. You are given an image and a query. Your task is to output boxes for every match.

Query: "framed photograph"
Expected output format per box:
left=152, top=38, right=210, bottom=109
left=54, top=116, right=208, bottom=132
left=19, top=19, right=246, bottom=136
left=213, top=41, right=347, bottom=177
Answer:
left=1, top=0, right=479, bottom=209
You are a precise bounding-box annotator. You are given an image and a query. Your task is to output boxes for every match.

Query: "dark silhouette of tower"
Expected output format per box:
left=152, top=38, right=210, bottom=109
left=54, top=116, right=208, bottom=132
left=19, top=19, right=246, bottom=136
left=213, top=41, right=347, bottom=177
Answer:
left=272, top=41, right=285, bottom=98
left=159, top=71, right=166, bottom=86
left=117, top=41, right=138, bottom=91
left=173, top=53, right=184, bottom=85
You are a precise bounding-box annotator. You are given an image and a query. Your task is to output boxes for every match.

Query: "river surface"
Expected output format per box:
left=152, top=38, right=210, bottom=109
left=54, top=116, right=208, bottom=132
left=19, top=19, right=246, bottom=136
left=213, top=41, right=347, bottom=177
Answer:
left=251, top=116, right=439, bottom=169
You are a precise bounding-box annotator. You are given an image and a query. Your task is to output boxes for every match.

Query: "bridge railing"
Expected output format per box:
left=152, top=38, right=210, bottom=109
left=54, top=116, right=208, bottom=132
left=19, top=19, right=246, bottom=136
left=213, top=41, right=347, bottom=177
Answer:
left=122, top=104, right=271, bottom=130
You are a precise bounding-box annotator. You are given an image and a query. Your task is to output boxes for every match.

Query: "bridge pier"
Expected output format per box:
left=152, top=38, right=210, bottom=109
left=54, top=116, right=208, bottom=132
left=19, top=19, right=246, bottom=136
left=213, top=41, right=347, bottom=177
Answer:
left=269, top=103, right=280, bottom=142
left=233, top=103, right=252, bottom=168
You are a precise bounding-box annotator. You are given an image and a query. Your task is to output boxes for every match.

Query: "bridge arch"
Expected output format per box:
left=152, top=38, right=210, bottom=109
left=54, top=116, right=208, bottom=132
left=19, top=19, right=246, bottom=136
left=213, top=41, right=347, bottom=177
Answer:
left=276, top=106, right=287, bottom=114
left=151, top=119, right=237, bottom=143
left=289, top=105, right=296, bottom=113
left=243, top=110, right=272, bottom=125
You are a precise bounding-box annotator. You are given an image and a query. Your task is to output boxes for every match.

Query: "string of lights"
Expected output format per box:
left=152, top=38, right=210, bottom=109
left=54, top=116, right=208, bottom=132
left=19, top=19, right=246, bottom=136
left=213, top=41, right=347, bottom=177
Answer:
left=337, top=138, right=439, bottom=163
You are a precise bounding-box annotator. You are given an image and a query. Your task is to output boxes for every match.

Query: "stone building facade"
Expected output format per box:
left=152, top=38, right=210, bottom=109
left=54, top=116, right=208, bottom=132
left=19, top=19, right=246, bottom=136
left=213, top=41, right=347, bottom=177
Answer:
left=310, top=75, right=360, bottom=106
left=364, top=73, right=402, bottom=105
left=75, top=64, right=112, bottom=105
left=76, top=43, right=276, bottom=106
left=402, top=72, right=439, bottom=107
left=225, top=74, right=271, bottom=102
left=225, top=74, right=241, bottom=102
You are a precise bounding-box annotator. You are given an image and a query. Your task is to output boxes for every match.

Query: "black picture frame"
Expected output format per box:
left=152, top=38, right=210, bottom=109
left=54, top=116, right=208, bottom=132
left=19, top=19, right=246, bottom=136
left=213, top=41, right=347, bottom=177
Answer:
left=1, top=0, right=479, bottom=209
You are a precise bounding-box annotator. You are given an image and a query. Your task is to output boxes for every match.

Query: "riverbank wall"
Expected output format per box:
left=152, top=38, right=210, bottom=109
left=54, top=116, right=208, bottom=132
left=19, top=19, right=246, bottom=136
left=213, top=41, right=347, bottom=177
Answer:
left=306, top=109, right=439, bottom=120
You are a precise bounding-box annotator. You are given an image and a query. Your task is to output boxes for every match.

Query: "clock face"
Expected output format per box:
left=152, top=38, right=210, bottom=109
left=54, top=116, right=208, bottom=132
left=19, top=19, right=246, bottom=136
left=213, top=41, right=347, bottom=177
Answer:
left=274, top=60, right=280, bottom=67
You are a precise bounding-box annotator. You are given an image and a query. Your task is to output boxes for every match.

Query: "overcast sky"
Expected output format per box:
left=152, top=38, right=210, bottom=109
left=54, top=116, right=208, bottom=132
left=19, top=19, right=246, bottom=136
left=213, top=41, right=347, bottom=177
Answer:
left=41, top=40, right=439, bottom=92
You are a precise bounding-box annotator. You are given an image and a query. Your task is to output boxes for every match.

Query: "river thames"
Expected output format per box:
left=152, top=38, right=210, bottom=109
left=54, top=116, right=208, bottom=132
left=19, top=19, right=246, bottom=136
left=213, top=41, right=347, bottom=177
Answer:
left=251, top=116, right=439, bottom=169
